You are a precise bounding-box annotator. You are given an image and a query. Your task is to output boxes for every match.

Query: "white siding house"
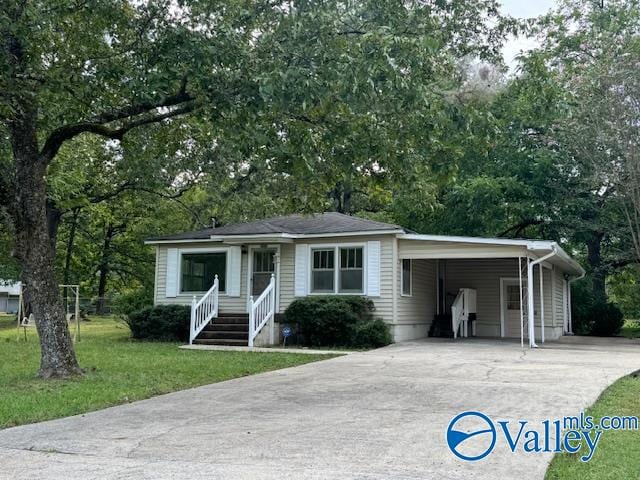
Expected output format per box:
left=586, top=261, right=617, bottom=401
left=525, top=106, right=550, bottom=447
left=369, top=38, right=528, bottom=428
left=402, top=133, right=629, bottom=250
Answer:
left=0, top=281, right=21, bottom=314
left=146, top=213, right=584, bottom=347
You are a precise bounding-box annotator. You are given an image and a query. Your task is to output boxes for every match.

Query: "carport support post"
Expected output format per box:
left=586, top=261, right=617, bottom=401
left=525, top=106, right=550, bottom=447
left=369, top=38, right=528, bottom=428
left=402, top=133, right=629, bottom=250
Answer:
left=527, top=247, right=558, bottom=348
left=539, top=264, right=544, bottom=344
left=518, top=257, right=524, bottom=349
left=527, top=258, right=537, bottom=348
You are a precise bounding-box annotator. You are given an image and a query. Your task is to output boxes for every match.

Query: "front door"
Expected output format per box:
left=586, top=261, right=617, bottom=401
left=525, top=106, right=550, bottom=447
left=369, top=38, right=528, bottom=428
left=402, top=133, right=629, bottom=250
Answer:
left=251, top=249, right=276, bottom=296
left=503, top=280, right=528, bottom=338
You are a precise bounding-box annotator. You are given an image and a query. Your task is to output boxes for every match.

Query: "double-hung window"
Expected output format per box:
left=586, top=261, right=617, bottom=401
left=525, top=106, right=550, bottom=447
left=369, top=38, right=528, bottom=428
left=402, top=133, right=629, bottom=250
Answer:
left=311, top=249, right=335, bottom=293
left=311, top=246, right=364, bottom=294
left=339, top=247, right=363, bottom=293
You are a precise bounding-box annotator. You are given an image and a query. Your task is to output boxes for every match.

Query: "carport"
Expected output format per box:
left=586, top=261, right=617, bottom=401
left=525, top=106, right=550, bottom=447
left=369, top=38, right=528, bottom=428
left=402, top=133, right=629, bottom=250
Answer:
left=396, top=234, right=585, bottom=347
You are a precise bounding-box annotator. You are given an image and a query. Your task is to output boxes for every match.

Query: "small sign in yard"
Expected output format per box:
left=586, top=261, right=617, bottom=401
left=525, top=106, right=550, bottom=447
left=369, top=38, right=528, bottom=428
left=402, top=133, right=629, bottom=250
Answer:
left=281, top=325, right=292, bottom=347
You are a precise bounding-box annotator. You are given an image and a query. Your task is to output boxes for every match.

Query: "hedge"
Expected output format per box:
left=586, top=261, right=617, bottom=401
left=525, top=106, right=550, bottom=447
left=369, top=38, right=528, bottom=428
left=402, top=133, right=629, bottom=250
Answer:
left=284, top=296, right=391, bottom=348
left=125, top=305, right=190, bottom=341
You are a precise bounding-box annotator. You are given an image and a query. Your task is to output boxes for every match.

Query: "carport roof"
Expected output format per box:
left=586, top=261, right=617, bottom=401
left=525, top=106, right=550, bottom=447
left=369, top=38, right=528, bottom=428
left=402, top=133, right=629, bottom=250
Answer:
left=398, top=233, right=585, bottom=276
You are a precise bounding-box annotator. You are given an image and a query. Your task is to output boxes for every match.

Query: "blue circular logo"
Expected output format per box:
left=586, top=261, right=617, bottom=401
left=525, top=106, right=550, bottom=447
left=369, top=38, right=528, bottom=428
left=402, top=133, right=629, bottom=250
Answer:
left=446, top=411, right=496, bottom=461
left=281, top=326, right=292, bottom=338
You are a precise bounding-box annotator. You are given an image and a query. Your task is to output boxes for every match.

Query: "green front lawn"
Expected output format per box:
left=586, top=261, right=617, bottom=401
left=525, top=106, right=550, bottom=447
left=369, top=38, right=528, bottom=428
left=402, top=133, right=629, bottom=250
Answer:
left=0, top=315, right=332, bottom=429
left=546, top=374, right=640, bottom=479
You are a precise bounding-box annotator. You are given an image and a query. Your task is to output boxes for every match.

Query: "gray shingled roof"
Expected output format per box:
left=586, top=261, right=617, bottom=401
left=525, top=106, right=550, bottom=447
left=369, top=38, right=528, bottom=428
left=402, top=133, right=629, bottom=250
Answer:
left=147, top=213, right=406, bottom=242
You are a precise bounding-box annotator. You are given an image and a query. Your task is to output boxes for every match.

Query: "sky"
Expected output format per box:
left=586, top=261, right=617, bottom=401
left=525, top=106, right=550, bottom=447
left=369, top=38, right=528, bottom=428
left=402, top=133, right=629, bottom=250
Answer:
left=499, top=0, right=557, bottom=71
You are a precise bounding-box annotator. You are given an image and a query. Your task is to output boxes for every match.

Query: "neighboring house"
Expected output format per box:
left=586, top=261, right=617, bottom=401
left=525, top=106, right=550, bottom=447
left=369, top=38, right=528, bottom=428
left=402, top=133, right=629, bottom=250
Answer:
left=0, top=281, right=21, bottom=314
left=145, top=213, right=584, bottom=348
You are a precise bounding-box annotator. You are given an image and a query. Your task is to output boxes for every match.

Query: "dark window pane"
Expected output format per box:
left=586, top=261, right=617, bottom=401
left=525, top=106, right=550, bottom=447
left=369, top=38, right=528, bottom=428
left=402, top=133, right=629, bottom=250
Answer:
left=402, top=259, right=411, bottom=295
left=326, top=250, right=334, bottom=269
left=181, top=253, right=226, bottom=292
left=338, top=247, right=363, bottom=293
left=340, top=269, right=363, bottom=292
left=312, top=270, right=334, bottom=292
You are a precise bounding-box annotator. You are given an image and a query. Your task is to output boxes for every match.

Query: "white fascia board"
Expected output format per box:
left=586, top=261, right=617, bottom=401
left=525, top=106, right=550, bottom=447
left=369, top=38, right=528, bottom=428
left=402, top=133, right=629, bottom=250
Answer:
left=398, top=233, right=584, bottom=276
left=525, top=242, right=584, bottom=276
left=398, top=233, right=533, bottom=247
left=210, top=229, right=404, bottom=242
left=146, top=229, right=403, bottom=245
left=218, top=236, right=294, bottom=244
left=144, top=238, right=222, bottom=245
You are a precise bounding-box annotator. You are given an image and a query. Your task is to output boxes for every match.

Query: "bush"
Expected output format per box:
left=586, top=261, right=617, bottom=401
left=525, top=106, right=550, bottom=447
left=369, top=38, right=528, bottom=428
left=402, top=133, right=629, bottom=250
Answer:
left=112, top=287, right=154, bottom=316
left=589, top=302, right=625, bottom=337
left=125, top=305, right=190, bottom=341
left=350, top=318, right=392, bottom=348
left=284, top=296, right=391, bottom=348
left=571, top=284, right=625, bottom=337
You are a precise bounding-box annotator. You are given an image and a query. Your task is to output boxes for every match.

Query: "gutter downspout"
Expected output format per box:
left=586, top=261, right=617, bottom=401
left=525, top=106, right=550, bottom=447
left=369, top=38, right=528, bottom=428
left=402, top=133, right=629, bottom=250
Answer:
left=526, top=245, right=558, bottom=348
left=567, top=270, right=586, bottom=335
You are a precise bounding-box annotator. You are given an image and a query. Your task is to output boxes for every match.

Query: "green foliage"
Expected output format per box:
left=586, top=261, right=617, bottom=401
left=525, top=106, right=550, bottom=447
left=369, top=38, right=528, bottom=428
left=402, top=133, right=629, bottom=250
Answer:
left=111, top=287, right=154, bottom=316
left=350, top=318, right=392, bottom=348
left=589, top=303, right=625, bottom=337
left=609, top=266, right=640, bottom=320
left=572, top=283, right=625, bottom=337
left=285, top=296, right=391, bottom=348
left=125, top=305, right=190, bottom=342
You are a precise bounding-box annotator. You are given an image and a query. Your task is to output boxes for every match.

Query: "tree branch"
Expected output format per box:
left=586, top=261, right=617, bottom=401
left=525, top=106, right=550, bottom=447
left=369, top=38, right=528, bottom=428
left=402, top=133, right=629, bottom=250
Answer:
left=40, top=85, right=194, bottom=161
left=497, top=218, right=546, bottom=238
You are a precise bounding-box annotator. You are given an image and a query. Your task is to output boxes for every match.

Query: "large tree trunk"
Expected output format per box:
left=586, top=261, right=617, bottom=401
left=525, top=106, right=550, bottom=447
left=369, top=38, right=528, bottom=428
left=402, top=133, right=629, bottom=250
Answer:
left=96, top=224, right=114, bottom=315
left=9, top=105, right=82, bottom=379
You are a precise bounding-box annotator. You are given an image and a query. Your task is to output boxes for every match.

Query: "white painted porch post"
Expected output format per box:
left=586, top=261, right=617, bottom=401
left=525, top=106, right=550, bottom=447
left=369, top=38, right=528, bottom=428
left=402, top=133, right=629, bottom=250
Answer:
left=526, top=257, right=537, bottom=348
left=269, top=274, right=275, bottom=345
left=190, top=295, right=196, bottom=345
left=567, top=283, right=573, bottom=334
left=248, top=295, right=254, bottom=347
left=540, top=264, right=545, bottom=343
left=518, top=256, right=524, bottom=349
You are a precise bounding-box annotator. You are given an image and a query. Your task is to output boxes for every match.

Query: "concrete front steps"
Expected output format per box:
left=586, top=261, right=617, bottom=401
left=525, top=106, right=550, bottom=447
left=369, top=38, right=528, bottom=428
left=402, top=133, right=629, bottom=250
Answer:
left=193, top=313, right=249, bottom=346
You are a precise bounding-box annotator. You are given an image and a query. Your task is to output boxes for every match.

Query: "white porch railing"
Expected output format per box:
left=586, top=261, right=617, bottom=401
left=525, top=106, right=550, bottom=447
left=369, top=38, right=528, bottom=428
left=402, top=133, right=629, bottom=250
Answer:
left=451, top=288, right=477, bottom=339
left=248, top=274, right=276, bottom=347
left=189, top=275, right=219, bottom=345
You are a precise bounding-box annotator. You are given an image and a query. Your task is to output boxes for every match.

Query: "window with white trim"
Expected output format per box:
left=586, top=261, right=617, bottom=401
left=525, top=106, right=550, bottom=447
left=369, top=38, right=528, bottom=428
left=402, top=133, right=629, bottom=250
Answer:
left=181, top=252, right=226, bottom=293
left=339, top=247, right=363, bottom=293
left=311, top=248, right=335, bottom=293
left=310, top=245, right=365, bottom=294
left=401, top=259, right=412, bottom=296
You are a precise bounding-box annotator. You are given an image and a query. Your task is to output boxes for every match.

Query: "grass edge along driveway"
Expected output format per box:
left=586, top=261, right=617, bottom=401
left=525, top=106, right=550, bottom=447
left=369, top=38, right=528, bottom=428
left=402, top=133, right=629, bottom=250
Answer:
left=545, top=372, right=640, bottom=480
left=0, top=315, right=335, bottom=429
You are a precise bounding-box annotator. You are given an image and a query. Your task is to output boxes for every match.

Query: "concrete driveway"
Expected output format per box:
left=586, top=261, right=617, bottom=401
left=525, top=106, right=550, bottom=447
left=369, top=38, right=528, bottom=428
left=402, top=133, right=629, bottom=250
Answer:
left=1, top=337, right=638, bottom=480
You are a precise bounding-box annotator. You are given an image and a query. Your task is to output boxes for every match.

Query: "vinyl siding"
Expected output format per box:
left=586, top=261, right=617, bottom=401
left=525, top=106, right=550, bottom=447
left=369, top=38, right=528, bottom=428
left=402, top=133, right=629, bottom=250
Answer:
left=443, top=258, right=521, bottom=337
left=395, top=259, right=436, bottom=325
left=278, top=235, right=395, bottom=322
left=154, top=243, right=248, bottom=312
left=398, top=240, right=526, bottom=259
left=553, top=268, right=566, bottom=329
left=154, top=235, right=395, bottom=320
left=443, top=259, right=558, bottom=338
